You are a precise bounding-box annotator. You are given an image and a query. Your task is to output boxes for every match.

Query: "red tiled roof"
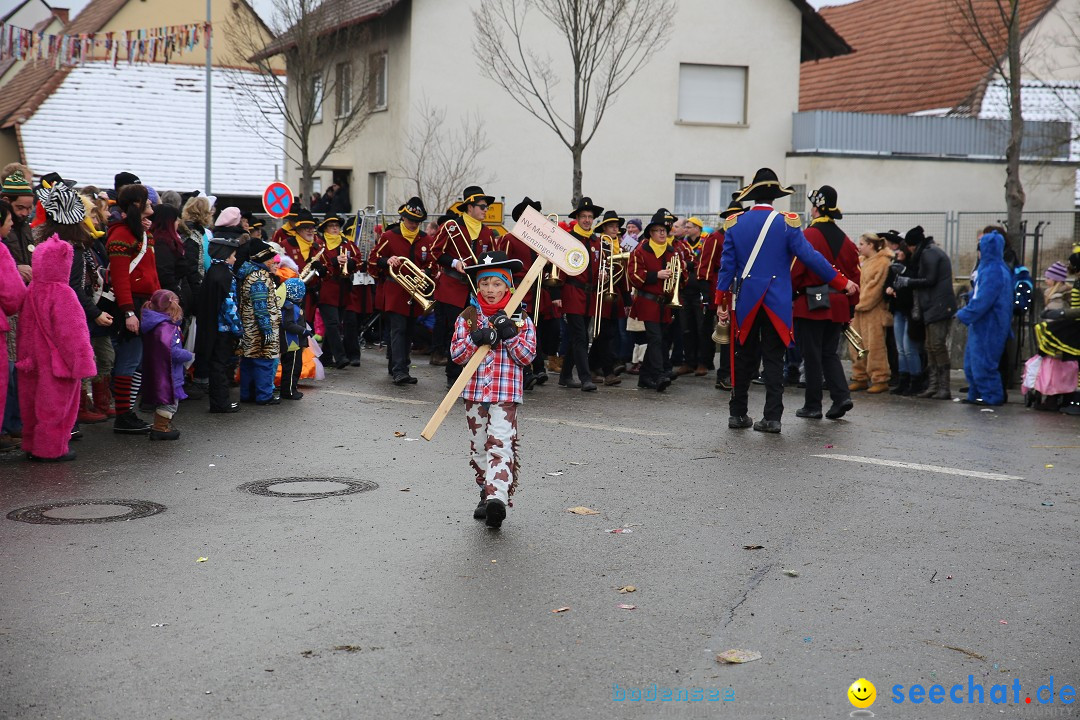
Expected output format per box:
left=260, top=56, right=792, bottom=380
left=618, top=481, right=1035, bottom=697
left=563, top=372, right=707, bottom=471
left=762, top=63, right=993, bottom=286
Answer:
left=0, top=0, right=128, bottom=127
left=799, top=0, right=1058, bottom=115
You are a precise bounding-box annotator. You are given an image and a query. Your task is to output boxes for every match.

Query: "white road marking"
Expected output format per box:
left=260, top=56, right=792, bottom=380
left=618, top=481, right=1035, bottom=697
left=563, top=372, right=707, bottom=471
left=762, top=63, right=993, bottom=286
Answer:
left=813, top=454, right=1024, bottom=481
left=323, top=390, right=431, bottom=406
left=531, top=417, right=672, bottom=437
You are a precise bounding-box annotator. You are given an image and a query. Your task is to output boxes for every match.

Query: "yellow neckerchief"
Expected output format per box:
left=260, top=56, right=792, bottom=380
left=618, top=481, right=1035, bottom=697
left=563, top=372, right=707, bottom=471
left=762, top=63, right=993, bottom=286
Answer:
left=294, top=229, right=313, bottom=260
left=400, top=223, right=420, bottom=244
left=648, top=239, right=668, bottom=259
left=810, top=216, right=832, bottom=226
left=573, top=224, right=592, bottom=241
left=323, top=232, right=343, bottom=251
left=461, top=213, right=483, bottom=241
left=685, top=235, right=702, bottom=255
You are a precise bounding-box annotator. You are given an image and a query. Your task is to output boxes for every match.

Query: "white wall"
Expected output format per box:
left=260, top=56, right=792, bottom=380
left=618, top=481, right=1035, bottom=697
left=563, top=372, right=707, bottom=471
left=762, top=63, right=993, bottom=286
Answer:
left=1016, top=0, right=1080, bottom=83
left=785, top=154, right=1077, bottom=212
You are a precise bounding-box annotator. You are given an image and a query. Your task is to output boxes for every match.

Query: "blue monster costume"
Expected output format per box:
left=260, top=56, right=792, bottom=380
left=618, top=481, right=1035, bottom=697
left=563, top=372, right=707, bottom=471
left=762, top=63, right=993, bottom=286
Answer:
left=956, top=231, right=1013, bottom=405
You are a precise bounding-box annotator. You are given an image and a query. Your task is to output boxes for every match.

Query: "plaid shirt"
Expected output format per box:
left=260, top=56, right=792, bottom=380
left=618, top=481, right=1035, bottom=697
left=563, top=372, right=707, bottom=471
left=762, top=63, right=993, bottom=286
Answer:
left=451, top=308, right=537, bottom=404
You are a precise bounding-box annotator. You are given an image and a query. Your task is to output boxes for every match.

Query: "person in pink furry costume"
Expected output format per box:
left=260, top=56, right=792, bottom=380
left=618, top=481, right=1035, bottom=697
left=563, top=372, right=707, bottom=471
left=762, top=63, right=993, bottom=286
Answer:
left=15, top=234, right=96, bottom=461
left=0, top=237, right=27, bottom=432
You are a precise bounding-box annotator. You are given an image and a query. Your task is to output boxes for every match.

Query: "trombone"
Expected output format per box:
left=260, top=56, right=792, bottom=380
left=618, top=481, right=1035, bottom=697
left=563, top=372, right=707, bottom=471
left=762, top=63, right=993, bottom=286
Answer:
left=592, top=235, right=627, bottom=336
left=663, top=254, right=683, bottom=308
left=389, top=258, right=435, bottom=313
left=444, top=219, right=479, bottom=295
left=845, top=324, right=868, bottom=358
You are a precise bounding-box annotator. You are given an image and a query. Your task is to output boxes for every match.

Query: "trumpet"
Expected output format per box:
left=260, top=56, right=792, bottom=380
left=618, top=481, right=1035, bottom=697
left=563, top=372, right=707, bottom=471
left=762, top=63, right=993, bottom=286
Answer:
left=845, top=324, right=867, bottom=358
left=389, top=258, right=435, bottom=313
left=298, top=247, right=326, bottom=283
left=664, top=255, right=683, bottom=308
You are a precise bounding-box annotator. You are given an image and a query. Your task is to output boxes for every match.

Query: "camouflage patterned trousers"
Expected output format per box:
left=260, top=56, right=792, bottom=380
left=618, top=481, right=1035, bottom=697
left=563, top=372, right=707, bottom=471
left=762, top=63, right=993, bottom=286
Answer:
left=464, top=401, right=520, bottom=504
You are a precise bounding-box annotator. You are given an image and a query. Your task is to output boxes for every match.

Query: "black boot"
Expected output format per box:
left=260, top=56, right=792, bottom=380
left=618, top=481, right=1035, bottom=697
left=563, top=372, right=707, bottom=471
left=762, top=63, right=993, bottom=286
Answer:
left=904, top=371, right=926, bottom=396
left=485, top=498, right=506, bottom=528
left=890, top=373, right=910, bottom=395
left=473, top=489, right=487, bottom=520
left=933, top=365, right=952, bottom=400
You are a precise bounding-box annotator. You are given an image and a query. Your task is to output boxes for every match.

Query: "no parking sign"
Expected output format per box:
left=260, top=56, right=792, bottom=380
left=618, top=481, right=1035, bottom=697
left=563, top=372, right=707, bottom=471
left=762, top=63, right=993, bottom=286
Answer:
left=262, top=182, right=294, bottom=219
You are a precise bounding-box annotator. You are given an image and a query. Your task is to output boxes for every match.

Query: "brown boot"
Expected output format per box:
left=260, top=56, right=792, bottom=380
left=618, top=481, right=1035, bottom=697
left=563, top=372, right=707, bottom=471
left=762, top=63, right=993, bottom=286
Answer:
left=932, top=365, right=952, bottom=400
left=603, top=374, right=622, bottom=386
left=429, top=351, right=448, bottom=367
left=77, top=392, right=108, bottom=424
left=149, top=412, right=180, bottom=441
left=849, top=379, right=868, bottom=391
left=917, top=364, right=939, bottom=398
left=675, top=364, right=694, bottom=376
left=694, top=365, right=708, bottom=376
left=91, top=377, right=116, bottom=418
left=867, top=382, right=890, bottom=394
left=547, top=356, right=564, bottom=373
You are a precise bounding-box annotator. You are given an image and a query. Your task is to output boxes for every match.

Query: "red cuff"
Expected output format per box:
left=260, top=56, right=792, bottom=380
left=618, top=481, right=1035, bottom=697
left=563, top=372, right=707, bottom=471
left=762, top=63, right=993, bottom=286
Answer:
left=716, top=290, right=731, bottom=307
left=827, top=274, right=847, bottom=291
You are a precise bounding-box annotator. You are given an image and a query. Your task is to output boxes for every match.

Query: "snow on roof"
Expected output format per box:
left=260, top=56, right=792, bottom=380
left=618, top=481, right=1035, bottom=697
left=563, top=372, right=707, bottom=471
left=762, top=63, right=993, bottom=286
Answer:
left=980, top=78, right=1080, bottom=204
left=19, top=61, right=284, bottom=196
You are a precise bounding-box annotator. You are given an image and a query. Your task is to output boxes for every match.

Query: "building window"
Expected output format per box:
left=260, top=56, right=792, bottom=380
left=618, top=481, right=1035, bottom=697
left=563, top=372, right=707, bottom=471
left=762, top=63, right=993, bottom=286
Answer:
left=674, top=175, right=742, bottom=217
left=370, top=51, right=388, bottom=111
left=311, top=74, right=324, bottom=124
left=677, top=64, right=747, bottom=125
left=369, top=172, right=386, bottom=211
left=335, top=62, right=352, bottom=117
left=789, top=185, right=807, bottom=214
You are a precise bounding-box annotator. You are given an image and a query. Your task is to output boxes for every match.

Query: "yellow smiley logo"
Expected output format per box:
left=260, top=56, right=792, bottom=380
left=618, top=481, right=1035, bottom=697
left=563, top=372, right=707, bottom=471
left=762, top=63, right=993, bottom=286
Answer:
left=848, top=678, right=876, bottom=709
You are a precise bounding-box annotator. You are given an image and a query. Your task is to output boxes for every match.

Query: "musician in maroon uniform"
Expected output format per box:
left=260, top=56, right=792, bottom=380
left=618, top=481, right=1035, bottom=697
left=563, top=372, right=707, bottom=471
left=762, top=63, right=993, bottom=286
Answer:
left=698, top=196, right=744, bottom=389
left=346, top=215, right=377, bottom=353
left=628, top=210, right=683, bottom=392
left=431, top=185, right=497, bottom=387
left=280, top=208, right=323, bottom=323
left=588, top=210, right=626, bottom=385
left=494, top=197, right=552, bottom=389
left=558, top=197, right=602, bottom=392
left=371, top=197, right=433, bottom=385
left=316, top=213, right=362, bottom=369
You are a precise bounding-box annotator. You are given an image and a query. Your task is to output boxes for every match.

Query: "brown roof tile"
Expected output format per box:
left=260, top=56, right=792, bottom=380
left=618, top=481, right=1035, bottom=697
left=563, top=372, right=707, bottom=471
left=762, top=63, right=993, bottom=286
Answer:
left=0, top=0, right=128, bottom=127
left=799, top=0, right=1057, bottom=115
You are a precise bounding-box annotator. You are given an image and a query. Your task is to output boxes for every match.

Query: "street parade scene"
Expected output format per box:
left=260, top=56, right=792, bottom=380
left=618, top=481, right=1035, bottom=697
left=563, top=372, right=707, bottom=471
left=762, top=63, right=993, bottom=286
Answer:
left=1, top=0, right=1078, bottom=718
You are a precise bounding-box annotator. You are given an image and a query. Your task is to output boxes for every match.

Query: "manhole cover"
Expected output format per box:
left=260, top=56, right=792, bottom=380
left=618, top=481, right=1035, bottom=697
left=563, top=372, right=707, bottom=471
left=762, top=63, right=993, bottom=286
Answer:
left=238, top=478, right=378, bottom=499
left=7, top=499, right=166, bottom=525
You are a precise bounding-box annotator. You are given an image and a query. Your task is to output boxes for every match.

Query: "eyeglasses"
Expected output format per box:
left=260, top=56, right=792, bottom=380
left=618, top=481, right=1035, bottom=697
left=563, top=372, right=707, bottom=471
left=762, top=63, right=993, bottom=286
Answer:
left=474, top=204, right=489, bottom=211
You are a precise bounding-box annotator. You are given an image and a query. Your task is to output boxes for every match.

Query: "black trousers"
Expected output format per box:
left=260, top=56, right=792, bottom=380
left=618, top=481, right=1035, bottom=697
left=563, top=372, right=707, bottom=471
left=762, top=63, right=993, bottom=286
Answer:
left=539, top=317, right=560, bottom=359
left=435, top=301, right=465, bottom=382
left=588, top=316, right=618, bottom=376
left=207, top=333, right=235, bottom=411
left=641, top=321, right=667, bottom=384
left=793, top=318, right=849, bottom=412
left=680, top=293, right=713, bottom=367
left=344, top=310, right=361, bottom=361
left=280, top=348, right=304, bottom=397
left=561, top=313, right=592, bottom=383
left=731, top=311, right=786, bottom=421
left=319, top=304, right=346, bottom=364
left=661, top=320, right=676, bottom=374
left=387, top=312, right=415, bottom=378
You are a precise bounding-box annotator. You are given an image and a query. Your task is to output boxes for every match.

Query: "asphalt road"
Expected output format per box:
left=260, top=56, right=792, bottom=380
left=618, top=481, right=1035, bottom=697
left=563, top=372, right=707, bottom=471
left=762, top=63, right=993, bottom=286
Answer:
left=1, top=358, right=1077, bottom=720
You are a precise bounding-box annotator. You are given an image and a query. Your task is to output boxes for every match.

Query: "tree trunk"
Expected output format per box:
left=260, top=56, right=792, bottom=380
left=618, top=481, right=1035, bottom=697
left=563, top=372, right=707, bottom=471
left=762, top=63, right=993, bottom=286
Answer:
left=1004, top=0, right=1026, bottom=252
left=571, top=145, right=583, bottom=209
left=300, top=155, right=314, bottom=210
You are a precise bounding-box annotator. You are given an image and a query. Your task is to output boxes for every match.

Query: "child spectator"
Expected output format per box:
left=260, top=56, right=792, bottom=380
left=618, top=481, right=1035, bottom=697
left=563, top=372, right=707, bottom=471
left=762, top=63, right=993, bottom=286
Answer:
left=279, top=277, right=308, bottom=400
left=141, top=289, right=193, bottom=440
left=450, top=251, right=537, bottom=529
left=15, top=235, right=95, bottom=461
left=1043, top=261, right=1070, bottom=312
left=236, top=238, right=281, bottom=405
left=849, top=233, right=894, bottom=394
left=195, top=236, right=243, bottom=413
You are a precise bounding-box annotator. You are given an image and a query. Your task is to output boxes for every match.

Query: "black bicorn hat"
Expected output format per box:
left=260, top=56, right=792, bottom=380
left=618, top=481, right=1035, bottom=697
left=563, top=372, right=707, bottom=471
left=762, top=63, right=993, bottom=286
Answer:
left=398, top=196, right=428, bottom=221
left=247, top=237, right=275, bottom=262
left=642, top=210, right=670, bottom=238
left=735, top=168, right=795, bottom=203
left=511, top=196, right=542, bottom=222
left=319, top=213, right=343, bottom=229
left=462, top=250, right=524, bottom=277
left=457, top=186, right=495, bottom=212
left=569, top=196, right=604, bottom=219
left=718, top=193, right=744, bottom=219
left=808, top=185, right=843, bottom=219
left=595, top=209, right=624, bottom=232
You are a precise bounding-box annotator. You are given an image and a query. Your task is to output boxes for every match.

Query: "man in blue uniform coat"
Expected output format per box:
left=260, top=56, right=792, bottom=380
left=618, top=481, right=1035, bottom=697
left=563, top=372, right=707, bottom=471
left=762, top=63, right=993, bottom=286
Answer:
left=717, top=169, right=858, bottom=433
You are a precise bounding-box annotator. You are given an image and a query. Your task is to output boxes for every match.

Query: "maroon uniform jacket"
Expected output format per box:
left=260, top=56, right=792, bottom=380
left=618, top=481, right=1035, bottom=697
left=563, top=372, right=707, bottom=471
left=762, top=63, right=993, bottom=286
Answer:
left=431, top=217, right=495, bottom=308
left=370, top=224, right=435, bottom=318
left=791, top=218, right=861, bottom=324
left=698, top=230, right=725, bottom=307
left=628, top=242, right=682, bottom=324
left=491, top=231, right=558, bottom=319
left=559, top=227, right=598, bottom=316
left=279, top=230, right=324, bottom=320
left=317, top=237, right=361, bottom=308
left=588, top=234, right=626, bottom=320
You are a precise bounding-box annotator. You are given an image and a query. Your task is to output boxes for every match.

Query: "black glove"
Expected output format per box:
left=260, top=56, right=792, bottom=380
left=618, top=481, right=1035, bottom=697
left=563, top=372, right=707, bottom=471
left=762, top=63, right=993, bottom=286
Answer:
left=892, top=275, right=911, bottom=289
left=890, top=262, right=907, bottom=275
left=491, top=311, right=519, bottom=341
left=470, top=326, right=498, bottom=347
left=1041, top=308, right=1066, bottom=320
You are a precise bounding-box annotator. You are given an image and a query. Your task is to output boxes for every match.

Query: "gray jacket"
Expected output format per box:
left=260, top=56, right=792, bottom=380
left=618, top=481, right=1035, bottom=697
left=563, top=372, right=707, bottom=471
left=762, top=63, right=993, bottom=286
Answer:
left=904, top=240, right=956, bottom=324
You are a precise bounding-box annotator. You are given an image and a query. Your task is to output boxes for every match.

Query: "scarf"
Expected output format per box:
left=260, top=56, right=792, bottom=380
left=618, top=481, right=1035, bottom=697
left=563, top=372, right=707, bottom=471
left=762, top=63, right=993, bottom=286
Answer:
left=400, top=223, right=420, bottom=244
left=462, top=213, right=483, bottom=241
left=472, top=292, right=511, bottom=317
left=323, top=232, right=343, bottom=251
left=648, top=239, right=668, bottom=259
left=810, top=216, right=832, bottom=227
left=572, top=224, right=592, bottom=240
left=293, top=229, right=313, bottom=260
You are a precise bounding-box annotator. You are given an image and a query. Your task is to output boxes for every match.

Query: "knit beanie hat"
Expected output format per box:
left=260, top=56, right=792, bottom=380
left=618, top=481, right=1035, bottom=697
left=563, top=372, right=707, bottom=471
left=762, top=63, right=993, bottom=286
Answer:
left=1044, top=261, right=1069, bottom=283
left=2, top=170, right=32, bottom=196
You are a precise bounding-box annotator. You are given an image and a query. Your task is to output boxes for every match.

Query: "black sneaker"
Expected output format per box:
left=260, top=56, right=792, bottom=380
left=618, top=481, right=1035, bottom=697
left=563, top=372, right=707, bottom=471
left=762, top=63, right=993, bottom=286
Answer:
left=795, top=407, right=823, bottom=419
left=114, top=411, right=151, bottom=434
left=558, top=379, right=582, bottom=389
left=473, top=490, right=487, bottom=520
left=534, top=371, right=549, bottom=386
left=282, top=391, right=304, bottom=400
left=753, top=419, right=781, bottom=433
left=715, top=377, right=732, bottom=390
left=256, top=397, right=281, bottom=406
left=656, top=377, right=671, bottom=393
left=728, top=415, right=753, bottom=429
left=825, top=399, right=854, bottom=420
left=210, top=403, right=241, bottom=413
left=485, top=499, right=506, bottom=529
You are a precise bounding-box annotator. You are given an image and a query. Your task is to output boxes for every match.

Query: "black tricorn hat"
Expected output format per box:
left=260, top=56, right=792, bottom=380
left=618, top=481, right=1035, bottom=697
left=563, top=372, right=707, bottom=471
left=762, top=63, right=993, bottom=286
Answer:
left=398, top=196, right=428, bottom=221
left=879, top=229, right=904, bottom=246
left=736, top=168, right=794, bottom=203
left=642, top=210, right=669, bottom=238
left=595, top=209, right=624, bottom=232
left=808, top=185, right=843, bottom=219
left=655, top=208, right=677, bottom=228
left=293, top=209, right=317, bottom=228
left=511, top=196, right=542, bottom=222
left=463, top=250, right=524, bottom=278
left=719, top=193, right=744, bottom=219
left=319, top=213, right=343, bottom=229
left=457, top=186, right=495, bottom=212
left=569, top=196, right=604, bottom=219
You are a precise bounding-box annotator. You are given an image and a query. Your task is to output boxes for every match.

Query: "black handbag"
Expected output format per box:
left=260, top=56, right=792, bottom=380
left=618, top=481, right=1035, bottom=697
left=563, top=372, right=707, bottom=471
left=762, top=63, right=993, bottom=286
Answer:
left=805, top=284, right=831, bottom=311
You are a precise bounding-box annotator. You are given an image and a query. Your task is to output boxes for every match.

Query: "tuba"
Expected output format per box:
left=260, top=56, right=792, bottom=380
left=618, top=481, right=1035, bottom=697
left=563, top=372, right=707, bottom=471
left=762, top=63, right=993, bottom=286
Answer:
left=663, top=254, right=683, bottom=308
left=845, top=324, right=868, bottom=358
left=351, top=205, right=379, bottom=286
left=390, top=258, right=435, bottom=313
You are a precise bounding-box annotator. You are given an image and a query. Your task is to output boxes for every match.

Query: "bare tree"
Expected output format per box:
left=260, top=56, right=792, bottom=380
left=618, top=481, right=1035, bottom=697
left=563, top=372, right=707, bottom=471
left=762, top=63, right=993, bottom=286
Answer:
left=225, top=0, right=378, bottom=204
left=473, top=0, right=675, bottom=206
left=950, top=0, right=1026, bottom=245
left=394, top=100, right=493, bottom=214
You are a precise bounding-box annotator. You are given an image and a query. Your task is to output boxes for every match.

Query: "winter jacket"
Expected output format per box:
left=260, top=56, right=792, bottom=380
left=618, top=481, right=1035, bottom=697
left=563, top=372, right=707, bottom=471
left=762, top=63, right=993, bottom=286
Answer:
left=903, top=239, right=955, bottom=325
left=106, top=220, right=160, bottom=313
left=0, top=241, right=26, bottom=336
left=237, top=260, right=280, bottom=359
left=141, top=308, right=193, bottom=406
left=957, top=232, right=1013, bottom=333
